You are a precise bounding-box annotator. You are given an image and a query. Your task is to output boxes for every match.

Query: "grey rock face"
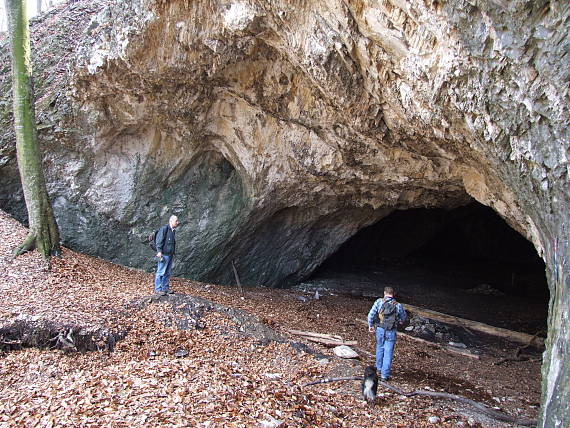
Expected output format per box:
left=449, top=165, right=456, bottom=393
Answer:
left=0, top=1, right=568, bottom=425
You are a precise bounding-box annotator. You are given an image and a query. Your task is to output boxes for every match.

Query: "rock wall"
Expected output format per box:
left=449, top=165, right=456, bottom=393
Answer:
left=0, top=1, right=568, bottom=425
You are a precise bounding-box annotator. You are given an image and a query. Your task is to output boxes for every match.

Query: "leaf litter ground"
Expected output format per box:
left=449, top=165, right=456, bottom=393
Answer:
left=0, top=211, right=540, bottom=427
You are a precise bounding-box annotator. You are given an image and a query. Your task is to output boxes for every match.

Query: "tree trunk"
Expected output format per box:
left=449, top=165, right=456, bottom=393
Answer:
left=36, top=0, right=40, bottom=13
left=5, top=0, right=60, bottom=259
left=0, top=3, right=6, bottom=33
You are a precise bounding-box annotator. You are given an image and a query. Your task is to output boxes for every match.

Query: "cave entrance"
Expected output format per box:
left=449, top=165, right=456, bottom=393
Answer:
left=304, top=201, right=549, bottom=336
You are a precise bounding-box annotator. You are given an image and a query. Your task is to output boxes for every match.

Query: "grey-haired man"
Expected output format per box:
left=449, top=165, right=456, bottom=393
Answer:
left=154, top=215, right=179, bottom=295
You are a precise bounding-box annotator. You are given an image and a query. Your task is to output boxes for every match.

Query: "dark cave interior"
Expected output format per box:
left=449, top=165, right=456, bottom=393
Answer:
left=308, top=202, right=549, bottom=335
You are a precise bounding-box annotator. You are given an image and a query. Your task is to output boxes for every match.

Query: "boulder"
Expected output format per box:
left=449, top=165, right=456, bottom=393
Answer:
left=333, top=345, right=359, bottom=359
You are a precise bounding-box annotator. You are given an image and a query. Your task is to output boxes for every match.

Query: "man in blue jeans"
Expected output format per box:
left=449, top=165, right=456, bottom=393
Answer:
left=367, top=286, right=407, bottom=381
left=154, top=215, right=179, bottom=295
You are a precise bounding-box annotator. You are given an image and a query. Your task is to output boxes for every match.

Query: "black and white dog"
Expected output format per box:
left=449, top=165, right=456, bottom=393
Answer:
left=361, top=366, right=378, bottom=404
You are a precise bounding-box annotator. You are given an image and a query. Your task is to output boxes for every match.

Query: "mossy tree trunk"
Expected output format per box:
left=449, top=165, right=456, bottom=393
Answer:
left=5, top=0, right=60, bottom=258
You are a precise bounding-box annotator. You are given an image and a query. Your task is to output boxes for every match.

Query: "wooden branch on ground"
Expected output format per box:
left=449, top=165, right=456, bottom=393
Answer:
left=287, top=329, right=356, bottom=347
left=493, top=355, right=540, bottom=366
left=442, top=345, right=481, bottom=360
left=287, top=329, right=343, bottom=341
left=379, top=381, right=536, bottom=427
left=231, top=260, right=244, bottom=295
left=393, top=330, right=436, bottom=346
left=303, top=376, right=362, bottom=387
left=401, top=303, right=545, bottom=347
left=493, top=336, right=542, bottom=365
left=303, top=377, right=536, bottom=426
left=398, top=331, right=480, bottom=360
left=303, top=337, right=358, bottom=347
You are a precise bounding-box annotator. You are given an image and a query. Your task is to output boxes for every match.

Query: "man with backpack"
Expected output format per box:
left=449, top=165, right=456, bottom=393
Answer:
left=153, top=215, right=179, bottom=295
left=367, top=286, right=408, bottom=381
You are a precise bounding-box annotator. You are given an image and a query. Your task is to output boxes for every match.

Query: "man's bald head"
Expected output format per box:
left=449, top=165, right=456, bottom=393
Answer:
left=169, top=215, right=179, bottom=229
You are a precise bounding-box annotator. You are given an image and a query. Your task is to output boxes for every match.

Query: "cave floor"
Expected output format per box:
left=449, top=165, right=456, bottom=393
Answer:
left=300, top=260, right=549, bottom=337
left=0, top=210, right=541, bottom=427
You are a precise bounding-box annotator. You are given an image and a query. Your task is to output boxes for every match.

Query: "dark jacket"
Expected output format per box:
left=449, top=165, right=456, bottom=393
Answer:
left=155, top=224, right=176, bottom=255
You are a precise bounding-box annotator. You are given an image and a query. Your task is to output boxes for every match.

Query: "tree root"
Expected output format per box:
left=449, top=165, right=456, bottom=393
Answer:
left=0, top=320, right=124, bottom=353
left=13, top=232, right=36, bottom=257
left=303, top=376, right=362, bottom=387
left=493, top=333, right=543, bottom=366
left=303, top=377, right=537, bottom=426
left=379, top=381, right=537, bottom=426
left=493, top=354, right=540, bottom=366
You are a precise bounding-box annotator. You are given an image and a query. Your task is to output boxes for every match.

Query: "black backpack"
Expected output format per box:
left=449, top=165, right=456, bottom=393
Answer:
left=148, top=229, right=160, bottom=251
left=378, top=299, right=398, bottom=330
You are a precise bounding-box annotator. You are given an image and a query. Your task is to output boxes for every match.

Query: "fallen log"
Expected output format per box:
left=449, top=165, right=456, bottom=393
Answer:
left=398, top=330, right=480, bottom=360
left=0, top=339, right=22, bottom=345
left=287, top=329, right=343, bottom=341
left=443, top=345, right=481, bottom=360
left=401, top=303, right=545, bottom=347
left=304, top=336, right=357, bottom=347
left=287, top=329, right=356, bottom=346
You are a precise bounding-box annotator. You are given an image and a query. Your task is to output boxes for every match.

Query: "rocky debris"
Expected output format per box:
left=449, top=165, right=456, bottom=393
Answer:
left=133, top=292, right=285, bottom=344
left=428, top=415, right=441, bottom=424
left=405, top=315, right=465, bottom=345
left=333, top=345, right=359, bottom=359
left=465, top=284, right=506, bottom=296
left=173, top=348, right=188, bottom=358
left=259, top=415, right=285, bottom=428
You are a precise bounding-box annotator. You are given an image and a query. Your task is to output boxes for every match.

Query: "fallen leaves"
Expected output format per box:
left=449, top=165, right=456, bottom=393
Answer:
left=0, top=210, right=541, bottom=427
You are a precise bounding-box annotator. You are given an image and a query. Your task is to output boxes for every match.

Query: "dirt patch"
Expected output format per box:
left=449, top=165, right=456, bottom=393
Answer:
left=132, top=293, right=286, bottom=344
left=0, top=318, right=124, bottom=352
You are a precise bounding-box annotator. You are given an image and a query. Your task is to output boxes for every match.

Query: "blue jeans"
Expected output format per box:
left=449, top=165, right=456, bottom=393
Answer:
left=154, top=255, right=173, bottom=293
left=375, top=327, right=397, bottom=379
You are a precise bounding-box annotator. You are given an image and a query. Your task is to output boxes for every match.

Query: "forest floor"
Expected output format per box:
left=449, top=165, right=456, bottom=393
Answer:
left=0, top=210, right=542, bottom=427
